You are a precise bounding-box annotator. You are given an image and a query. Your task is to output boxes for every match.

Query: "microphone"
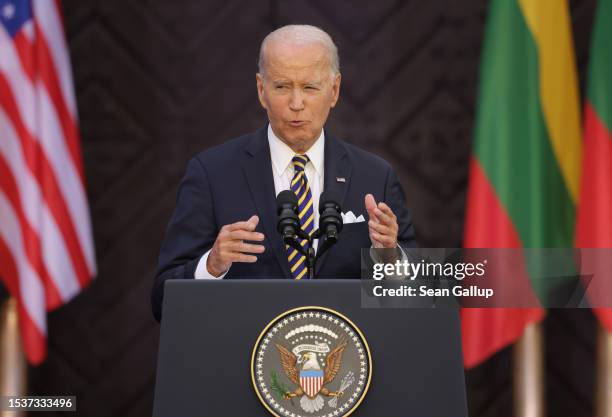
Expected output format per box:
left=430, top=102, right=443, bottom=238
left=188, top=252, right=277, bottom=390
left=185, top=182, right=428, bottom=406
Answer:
left=276, top=190, right=299, bottom=239
left=276, top=191, right=308, bottom=254
left=316, top=191, right=343, bottom=257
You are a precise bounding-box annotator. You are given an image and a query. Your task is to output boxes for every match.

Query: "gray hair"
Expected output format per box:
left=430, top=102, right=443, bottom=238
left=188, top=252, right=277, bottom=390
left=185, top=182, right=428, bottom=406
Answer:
left=258, top=25, right=340, bottom=77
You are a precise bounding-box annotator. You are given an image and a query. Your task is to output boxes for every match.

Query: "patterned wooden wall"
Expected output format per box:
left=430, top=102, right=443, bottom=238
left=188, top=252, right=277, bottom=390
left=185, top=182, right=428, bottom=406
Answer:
left=23, top=0, right=598, bottom=416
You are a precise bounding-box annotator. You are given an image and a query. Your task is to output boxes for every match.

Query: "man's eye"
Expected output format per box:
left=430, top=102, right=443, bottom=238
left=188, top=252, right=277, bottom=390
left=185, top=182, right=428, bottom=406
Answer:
left=275, top=85, right=287, bottom=90
left=305, top=86, right=317, bottom=90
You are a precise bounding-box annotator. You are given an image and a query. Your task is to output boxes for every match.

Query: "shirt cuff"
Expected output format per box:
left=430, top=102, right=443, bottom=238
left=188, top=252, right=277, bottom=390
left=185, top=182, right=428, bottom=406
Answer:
left=369, top=244, right=409, bottom=279
left=369, top=244, right=408, bottom=263
left=195, top=248, right=229, bottom=279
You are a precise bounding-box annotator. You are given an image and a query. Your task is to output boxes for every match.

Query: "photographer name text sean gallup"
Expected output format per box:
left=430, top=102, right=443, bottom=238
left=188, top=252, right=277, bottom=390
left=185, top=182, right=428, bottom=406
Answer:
left=372, top=285, right=494, bottom=299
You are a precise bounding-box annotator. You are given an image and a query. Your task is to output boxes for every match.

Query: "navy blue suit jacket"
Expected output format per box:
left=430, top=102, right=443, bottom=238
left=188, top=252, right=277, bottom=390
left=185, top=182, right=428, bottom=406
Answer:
left=152, top=127, right=416, bottom=321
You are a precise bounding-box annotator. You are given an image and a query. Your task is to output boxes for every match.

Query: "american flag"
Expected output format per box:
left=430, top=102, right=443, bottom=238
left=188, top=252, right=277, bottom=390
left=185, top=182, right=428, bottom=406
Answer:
left=0, top=0, right=95, bottom=364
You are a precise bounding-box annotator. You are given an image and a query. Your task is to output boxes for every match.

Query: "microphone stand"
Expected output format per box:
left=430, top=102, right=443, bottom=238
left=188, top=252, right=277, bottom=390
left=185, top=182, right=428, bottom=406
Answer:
left=307, top=228, right=339, bottom=279
left=284, top=229, right=336, bottom=279
left=307, top=246, right=316, bottom=280
left=283, top=229, right=316, bottom=279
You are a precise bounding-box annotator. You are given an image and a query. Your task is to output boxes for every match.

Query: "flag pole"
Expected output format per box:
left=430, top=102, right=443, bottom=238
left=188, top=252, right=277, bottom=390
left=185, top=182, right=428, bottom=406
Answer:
left=513, top=322, right=544, bottom=417
left=0, top=298, right=27, bottom=417
left=596, top=325, right=612, bottom=417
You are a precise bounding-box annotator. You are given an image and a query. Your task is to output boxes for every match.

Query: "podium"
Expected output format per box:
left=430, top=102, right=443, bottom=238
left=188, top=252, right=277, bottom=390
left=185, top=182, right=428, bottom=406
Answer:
left=153, top=279, right=467, bottom=416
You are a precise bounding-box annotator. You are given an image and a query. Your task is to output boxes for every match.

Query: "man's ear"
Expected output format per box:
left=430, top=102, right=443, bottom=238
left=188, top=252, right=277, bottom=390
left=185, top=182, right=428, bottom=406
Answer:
left=256, top=73, right=267, bottom=110
left=330, top=73, right=341, bottom=108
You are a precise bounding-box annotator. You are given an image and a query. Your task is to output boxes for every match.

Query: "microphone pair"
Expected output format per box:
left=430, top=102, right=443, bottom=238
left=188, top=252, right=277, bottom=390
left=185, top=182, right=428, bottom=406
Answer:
left=276, top=190, right=343, bottom=254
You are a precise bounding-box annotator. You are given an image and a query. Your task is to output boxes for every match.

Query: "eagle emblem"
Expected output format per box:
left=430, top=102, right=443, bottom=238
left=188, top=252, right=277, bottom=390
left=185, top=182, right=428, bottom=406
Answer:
left=252, top=307, right=371, bottom=417
left=276, top=340, right=347, bottom=411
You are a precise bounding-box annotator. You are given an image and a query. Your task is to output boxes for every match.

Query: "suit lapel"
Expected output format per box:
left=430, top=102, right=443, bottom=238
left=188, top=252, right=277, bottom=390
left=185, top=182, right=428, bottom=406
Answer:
left=316, top=133, right=351, bottom=275
left=242, top=128, right=292, bottom=279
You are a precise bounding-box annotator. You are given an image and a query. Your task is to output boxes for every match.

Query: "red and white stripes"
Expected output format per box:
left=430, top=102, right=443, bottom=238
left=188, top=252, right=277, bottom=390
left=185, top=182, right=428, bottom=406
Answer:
left=0, top=0, right=95, bottom=364
left=300, top=376, right=323, bottom=398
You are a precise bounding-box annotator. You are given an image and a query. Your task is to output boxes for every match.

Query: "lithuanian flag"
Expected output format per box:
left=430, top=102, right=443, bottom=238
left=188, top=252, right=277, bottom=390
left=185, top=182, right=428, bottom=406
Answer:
left=462, top=0, right=581, bottom=368
left=576, top=0, right=612, bottom=332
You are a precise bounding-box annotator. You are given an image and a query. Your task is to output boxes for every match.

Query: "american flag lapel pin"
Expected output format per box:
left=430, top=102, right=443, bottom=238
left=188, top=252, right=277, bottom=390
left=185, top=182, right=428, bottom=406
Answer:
left=336, top=177, right=346, bottom=183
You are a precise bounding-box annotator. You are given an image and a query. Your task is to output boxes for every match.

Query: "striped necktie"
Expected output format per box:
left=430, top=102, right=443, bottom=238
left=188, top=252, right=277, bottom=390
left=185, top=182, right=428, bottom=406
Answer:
left=287, top=155, right=315, bottom=279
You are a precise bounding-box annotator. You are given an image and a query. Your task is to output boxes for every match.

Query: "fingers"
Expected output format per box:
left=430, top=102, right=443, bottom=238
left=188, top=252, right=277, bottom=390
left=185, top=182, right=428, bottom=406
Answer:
left=377, top=202, right=394, bottom=217
left=368, top=219, right=392, bottom=235
left=369, top=234, right=383, bottom=248
left=365, top=195, right=396, bottom=224
left=220, top=218, right=266, bottom=258
left=208, top=215, right=265, bottom=274
left=227, top=229, right=265, bottom=242
left=370, top=231, right=397, bottom=247
left=365, top=193, right=377, bottom=211
left=365, top=195, right=398, bottom=249
left=231, top=241, right=266, bottom=255
left=373, top=203, right=396, bottom=226
left=229, top=253, right=258, bottom=263
left=364, top=194, right=377, bottom=220
left=224, top=215, right=259, bottom=232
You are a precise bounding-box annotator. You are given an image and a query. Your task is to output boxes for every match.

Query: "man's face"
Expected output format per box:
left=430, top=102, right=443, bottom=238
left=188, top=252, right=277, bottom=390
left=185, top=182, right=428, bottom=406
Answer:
left=256, top=42, right=341, bottom=153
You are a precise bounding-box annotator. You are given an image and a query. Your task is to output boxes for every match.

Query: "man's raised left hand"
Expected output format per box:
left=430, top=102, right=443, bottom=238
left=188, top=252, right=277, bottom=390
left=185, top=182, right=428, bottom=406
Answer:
left=365, top=193, right=399, bottom=249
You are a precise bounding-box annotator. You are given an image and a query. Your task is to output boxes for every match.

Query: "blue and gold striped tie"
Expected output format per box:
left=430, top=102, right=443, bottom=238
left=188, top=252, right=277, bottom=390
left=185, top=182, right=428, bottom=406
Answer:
left=287, top=155, right=315, bottom=279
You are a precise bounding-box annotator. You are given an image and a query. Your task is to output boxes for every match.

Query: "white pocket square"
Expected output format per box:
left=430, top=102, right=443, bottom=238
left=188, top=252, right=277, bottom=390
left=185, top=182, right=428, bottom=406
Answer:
left=342, top=211, right=365, bottom=224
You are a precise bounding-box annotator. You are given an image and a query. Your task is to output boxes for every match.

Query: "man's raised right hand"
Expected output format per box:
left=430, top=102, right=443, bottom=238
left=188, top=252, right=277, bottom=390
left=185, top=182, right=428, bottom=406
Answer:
left=206, top=215, right=266, bottom=277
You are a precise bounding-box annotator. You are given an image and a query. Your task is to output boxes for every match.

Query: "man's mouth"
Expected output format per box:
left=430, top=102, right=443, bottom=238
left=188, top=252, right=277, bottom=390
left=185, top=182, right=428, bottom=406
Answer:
left=288, top=120, right=307, bottom=127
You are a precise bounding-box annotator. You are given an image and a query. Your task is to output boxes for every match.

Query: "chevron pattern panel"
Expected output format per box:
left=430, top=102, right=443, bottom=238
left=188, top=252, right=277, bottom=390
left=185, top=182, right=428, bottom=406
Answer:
left=23, top=1, right=597, bottom=416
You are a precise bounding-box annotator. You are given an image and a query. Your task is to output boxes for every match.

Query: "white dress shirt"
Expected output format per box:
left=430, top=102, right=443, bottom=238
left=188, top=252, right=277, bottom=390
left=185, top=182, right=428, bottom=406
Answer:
left=195, top=125, right=325, bottom=279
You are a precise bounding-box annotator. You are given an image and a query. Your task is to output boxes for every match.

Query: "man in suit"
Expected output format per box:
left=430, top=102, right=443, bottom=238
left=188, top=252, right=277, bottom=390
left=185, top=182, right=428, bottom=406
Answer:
left=152, top=25, right=416, bottom=321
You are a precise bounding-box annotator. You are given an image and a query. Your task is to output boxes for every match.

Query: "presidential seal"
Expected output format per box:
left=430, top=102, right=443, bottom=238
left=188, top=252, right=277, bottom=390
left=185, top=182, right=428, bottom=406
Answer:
left=251, top=306, right=372, bottom=417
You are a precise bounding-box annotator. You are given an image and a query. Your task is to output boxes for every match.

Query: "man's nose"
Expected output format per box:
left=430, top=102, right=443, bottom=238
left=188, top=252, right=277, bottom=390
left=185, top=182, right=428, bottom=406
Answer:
left=289, top=89, right=305, bottom=111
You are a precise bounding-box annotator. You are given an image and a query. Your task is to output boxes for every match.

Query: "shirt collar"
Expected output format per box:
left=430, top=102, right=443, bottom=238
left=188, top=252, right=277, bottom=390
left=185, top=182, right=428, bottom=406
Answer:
left=267, top=124, right=325, bottom=177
